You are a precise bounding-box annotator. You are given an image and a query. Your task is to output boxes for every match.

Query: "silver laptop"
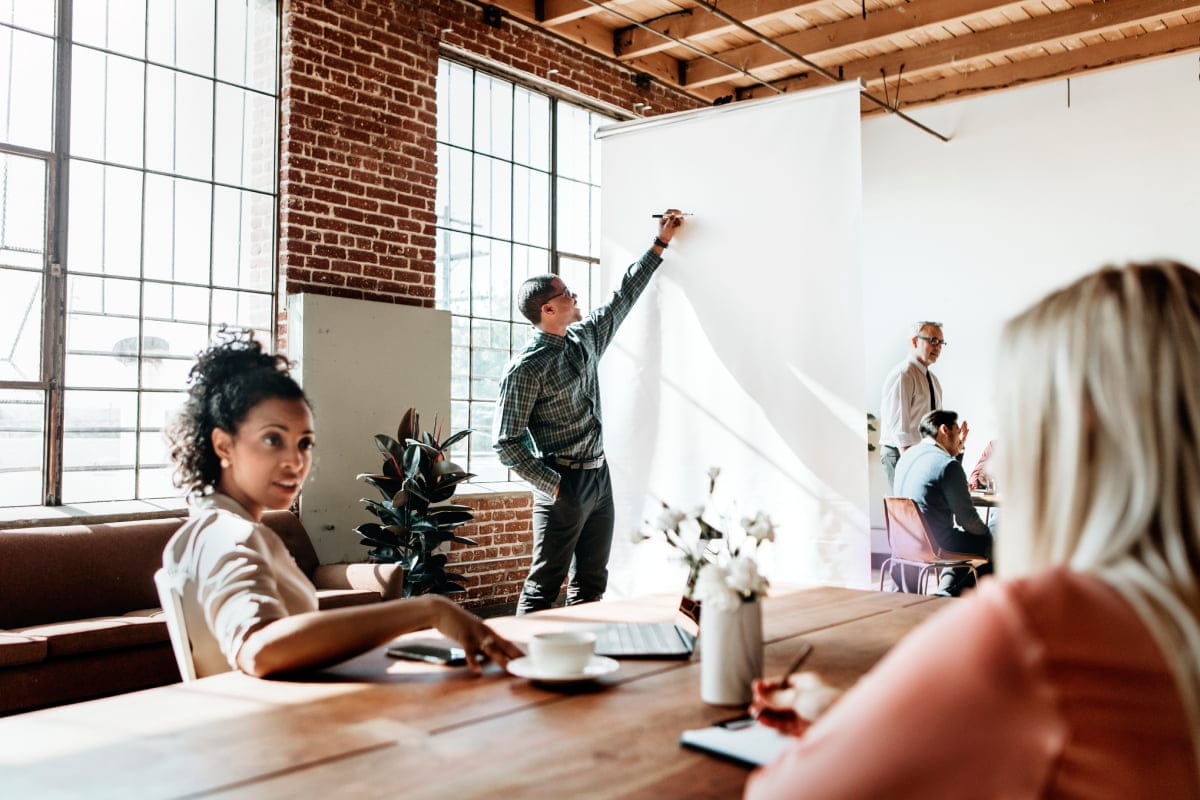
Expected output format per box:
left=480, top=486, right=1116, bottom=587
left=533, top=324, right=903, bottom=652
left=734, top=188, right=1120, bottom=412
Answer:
left=592, top=622, right=696, bottom=659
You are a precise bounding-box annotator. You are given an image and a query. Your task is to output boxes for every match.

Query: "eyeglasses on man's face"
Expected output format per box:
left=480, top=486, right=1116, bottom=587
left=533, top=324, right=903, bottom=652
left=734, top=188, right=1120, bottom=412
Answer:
left=543, top=286, right=576, bottom=304
left=916, top=335, right=948, bottom=347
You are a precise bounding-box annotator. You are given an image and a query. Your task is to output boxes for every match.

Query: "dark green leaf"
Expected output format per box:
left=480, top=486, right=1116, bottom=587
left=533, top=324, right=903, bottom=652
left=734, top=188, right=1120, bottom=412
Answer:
left=440, top=428, right=474, bottom=450
left=355, top=522, right=385, bottom=538
left=429, top=509, right=473, bottom=525
left=425, top=530, right=454, bottom=545
left=431, top=504, right=472, bottom=514
left=433, top=460, right=465, bottom=477
left=428, top=486, right=455, bottom=504
left=361, top=475, right=403, bottom=498
left=376, top=434, right=408, bottom=469
left=404, top=440, right=441, bottom=459
left=374, top=434, right=399, bottom=458
left=401, top=445, right=421, bottom=480
left=397, top=407, right=420, bottom=444
left=432, top=472, right=475, bottom=493
left=404, top=479, right=430, bottom=503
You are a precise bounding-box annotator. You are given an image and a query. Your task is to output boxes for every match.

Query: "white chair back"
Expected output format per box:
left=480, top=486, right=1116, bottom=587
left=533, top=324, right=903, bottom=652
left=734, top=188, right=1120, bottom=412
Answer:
left=154, top=568, right=197, bottom=682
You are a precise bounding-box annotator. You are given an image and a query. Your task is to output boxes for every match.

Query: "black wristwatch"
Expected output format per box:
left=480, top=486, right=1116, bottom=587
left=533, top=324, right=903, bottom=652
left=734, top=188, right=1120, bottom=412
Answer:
left=654, top=237, right=669, bottom=249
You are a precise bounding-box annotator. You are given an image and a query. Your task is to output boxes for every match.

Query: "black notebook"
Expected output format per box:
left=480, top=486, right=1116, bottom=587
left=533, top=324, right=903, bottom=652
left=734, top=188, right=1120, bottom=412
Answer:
left=592, top=622, right=695, bottom=659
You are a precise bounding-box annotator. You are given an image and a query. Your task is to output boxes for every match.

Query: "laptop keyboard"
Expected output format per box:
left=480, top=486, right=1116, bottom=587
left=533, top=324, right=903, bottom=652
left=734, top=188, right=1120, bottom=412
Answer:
left=594, top=622, right=693, bottom=657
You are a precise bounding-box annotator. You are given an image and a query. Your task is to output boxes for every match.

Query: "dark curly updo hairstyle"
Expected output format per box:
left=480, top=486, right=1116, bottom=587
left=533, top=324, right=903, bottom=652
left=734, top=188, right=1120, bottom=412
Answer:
left=168, top=327, right=308, bottom=499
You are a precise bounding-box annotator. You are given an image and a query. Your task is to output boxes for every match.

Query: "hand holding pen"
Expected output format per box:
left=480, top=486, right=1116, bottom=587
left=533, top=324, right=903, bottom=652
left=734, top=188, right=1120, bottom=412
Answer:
left=654, top=209, right=686, bottom=250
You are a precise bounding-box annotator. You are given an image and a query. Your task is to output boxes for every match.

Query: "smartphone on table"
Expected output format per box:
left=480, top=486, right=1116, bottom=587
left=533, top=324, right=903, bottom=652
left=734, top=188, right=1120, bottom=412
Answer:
left=386, top=640, right=467, bottom=666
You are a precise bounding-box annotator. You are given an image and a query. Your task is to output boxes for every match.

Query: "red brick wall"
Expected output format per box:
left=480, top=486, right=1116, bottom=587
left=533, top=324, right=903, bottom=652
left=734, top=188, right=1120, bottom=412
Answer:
left=280, top=1, right=702, bottom=606
left=279, top=0, right=701, bottom=310
left=452, top=491, right=534, bottom=610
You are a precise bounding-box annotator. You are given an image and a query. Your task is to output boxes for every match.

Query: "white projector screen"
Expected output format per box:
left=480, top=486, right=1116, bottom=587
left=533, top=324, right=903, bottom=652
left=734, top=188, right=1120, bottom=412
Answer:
left=596, top=83, right=870, bottom=597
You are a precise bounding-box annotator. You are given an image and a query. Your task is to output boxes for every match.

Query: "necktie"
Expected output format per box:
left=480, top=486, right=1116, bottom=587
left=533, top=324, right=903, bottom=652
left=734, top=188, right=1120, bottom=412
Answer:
left=926, top=371, right=937, bottom=411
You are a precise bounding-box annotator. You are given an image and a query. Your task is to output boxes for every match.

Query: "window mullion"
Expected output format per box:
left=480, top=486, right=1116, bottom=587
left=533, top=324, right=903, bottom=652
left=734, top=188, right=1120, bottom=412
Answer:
left=43, top=0, right=74, bottom=505
left=549, top=98, right=558, bottom=277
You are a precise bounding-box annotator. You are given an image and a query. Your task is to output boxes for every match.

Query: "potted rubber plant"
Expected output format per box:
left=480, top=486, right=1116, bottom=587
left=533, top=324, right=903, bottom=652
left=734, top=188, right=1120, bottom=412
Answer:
left=353, top=407, right=478, bottom=597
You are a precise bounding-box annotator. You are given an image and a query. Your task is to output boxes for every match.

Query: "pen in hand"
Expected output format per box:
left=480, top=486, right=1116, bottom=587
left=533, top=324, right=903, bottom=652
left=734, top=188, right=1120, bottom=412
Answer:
left=651, top=213, right=694, bottom=218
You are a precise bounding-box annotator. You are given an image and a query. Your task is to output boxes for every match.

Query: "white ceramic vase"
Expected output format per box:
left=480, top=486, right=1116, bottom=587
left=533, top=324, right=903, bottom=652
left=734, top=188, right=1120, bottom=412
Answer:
left=699, top=598, right=764, bottom=705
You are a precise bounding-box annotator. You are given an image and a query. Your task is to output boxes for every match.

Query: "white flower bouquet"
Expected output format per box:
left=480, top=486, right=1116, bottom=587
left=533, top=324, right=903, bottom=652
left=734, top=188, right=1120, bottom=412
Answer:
left=637, top=467, right=775, bottom=611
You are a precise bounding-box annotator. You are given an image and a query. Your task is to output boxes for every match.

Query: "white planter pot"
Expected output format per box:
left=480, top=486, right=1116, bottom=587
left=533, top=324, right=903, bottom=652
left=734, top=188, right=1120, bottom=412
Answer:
left=699, top=598, right=764, bottom=705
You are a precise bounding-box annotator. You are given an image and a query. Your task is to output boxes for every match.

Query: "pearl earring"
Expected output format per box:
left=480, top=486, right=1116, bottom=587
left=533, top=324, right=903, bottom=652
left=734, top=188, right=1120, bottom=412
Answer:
left=220, top=458, right=230, bottom=469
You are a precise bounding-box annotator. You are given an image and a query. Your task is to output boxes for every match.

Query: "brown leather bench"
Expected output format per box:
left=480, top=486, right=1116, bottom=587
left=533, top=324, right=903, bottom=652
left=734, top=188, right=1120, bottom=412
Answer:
left=0, top=511, right=396, bottom=716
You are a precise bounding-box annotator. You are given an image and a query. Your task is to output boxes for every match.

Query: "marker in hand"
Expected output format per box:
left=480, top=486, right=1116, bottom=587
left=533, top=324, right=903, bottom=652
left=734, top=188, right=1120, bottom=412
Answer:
left=652, top=212, right=694, bottom=218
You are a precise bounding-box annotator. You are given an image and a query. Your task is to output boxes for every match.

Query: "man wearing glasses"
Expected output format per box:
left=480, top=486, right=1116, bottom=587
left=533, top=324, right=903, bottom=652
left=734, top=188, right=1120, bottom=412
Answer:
left=494, top=210, right=685, bottom=614
left=879, top=321, right=965, bottom=491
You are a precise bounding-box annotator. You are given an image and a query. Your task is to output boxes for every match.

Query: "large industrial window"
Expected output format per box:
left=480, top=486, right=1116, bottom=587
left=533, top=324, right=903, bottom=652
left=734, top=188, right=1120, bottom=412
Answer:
left=0, top=1, right=279, bottom=509
left=434, top=58, right=612, bottom=480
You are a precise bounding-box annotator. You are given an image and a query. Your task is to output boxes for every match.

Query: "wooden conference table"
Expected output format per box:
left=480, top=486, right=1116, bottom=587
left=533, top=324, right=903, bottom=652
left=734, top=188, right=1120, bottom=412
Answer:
left=3, top=586, right=951, bottom=800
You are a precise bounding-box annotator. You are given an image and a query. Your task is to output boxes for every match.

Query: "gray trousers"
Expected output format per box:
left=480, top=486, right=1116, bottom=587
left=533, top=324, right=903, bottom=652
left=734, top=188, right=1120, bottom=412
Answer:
left=517, top=463, right=615, bottom=615
left=880, top=445, right=901, bottom=493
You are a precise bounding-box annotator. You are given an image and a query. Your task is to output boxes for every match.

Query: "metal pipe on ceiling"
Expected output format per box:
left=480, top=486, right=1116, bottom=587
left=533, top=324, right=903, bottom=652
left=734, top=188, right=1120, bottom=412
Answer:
left=576, top=0, right=951, bottom=142
left=574, top=0, right=784, bottom=99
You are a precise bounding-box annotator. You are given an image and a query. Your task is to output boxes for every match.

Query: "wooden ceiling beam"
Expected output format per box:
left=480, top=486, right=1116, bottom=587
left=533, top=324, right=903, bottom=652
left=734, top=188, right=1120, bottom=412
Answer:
left=686, top=0, right=1200, bottom=90
left=859, top=20, right=1200, bottom=115
left=615, top=0, right=828, bottom=60
left=480, top=0, right=538, bottom=21
left=683, top=0, right=1020, bottom=88
left=483, top=3, right=698, bottom=95
left=550, top=14, right=640, bottom=54
left=539, top=0, right=644, bottom=26
left=844, top=0, right=1200, bottom=88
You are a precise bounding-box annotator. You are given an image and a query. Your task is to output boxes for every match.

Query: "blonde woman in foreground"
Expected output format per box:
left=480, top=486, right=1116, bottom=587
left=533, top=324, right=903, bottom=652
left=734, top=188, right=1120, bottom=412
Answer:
left=747, top=262, right=1200, bottom=798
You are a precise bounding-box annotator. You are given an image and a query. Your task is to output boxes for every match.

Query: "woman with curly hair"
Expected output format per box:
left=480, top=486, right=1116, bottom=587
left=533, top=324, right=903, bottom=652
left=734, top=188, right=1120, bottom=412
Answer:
left=747, top=262, right=1200, bottom=798
left=162, top=329, right=520, bottom=678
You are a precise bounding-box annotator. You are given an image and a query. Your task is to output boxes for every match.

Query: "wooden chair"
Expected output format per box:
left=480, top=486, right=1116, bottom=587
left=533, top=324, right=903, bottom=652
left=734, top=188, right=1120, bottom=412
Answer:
left=880, top=497, right=980, bottom=595
left=154, top=568, right=197, bottom=682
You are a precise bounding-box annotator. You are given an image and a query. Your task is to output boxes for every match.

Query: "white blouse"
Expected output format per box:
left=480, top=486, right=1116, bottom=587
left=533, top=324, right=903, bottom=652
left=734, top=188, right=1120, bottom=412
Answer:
left=161, top=493, right=318, bottom=677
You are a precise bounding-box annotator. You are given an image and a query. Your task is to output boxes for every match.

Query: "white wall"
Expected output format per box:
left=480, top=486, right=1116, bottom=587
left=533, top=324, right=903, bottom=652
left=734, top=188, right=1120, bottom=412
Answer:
left=288, top=293, right=450, bottom=563
left=861, top=53, right=1200, bottom=548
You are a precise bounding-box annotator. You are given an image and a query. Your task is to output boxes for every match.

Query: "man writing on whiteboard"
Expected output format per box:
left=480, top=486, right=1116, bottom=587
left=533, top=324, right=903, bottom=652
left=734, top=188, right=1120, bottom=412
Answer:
left=493, top=210, right=685, bottom=614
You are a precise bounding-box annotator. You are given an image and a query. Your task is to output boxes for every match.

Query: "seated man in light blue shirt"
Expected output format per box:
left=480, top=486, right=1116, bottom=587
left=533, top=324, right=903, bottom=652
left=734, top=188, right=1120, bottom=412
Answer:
left=893, top=409, right=994, bottom=595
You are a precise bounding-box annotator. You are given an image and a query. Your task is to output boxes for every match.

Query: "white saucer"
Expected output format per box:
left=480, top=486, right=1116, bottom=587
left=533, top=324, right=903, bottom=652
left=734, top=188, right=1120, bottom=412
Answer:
left=506, top=655, right=619, bottom=683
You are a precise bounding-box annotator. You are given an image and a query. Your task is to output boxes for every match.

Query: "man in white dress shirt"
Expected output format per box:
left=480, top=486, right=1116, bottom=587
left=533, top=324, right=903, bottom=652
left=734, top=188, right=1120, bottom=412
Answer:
left=879, top=321, right=966, bottom=491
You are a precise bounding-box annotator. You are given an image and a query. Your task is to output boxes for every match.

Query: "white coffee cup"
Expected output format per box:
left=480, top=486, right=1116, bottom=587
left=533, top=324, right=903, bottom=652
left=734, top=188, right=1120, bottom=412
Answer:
left=528, top=631, right=596, bottom=676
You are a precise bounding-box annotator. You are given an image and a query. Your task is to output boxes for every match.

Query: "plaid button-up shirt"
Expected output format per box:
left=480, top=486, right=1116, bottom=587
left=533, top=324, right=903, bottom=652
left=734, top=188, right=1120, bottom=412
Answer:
left=493, top=249, right=663, bottom=497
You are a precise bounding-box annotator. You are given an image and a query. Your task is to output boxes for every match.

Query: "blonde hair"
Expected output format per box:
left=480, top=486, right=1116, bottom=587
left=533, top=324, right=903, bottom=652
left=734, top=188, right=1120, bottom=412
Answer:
left=996, top=261, right=1200, bottom=774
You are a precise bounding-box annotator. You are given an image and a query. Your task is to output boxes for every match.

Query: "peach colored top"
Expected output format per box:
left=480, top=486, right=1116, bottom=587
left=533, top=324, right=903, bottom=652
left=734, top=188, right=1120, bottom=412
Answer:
left=746, top=568, right=1197, bottom=799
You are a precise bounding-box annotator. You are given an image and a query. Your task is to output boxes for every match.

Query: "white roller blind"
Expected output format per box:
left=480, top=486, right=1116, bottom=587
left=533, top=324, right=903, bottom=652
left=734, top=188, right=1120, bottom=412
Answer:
left=596, top=83, right=870, bottom=595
